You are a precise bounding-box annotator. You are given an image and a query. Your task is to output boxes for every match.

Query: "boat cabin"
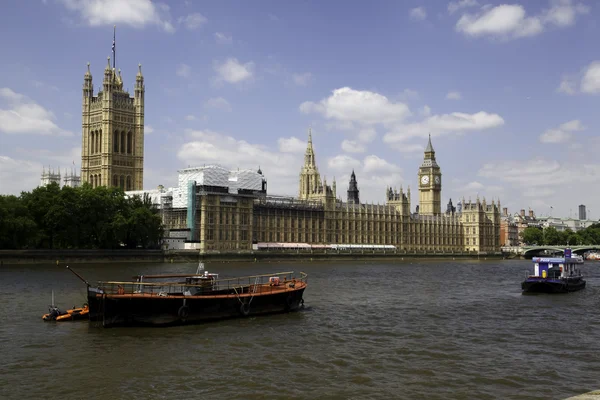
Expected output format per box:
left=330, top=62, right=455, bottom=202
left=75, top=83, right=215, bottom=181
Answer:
left=531, top=249, right=584, bottom=279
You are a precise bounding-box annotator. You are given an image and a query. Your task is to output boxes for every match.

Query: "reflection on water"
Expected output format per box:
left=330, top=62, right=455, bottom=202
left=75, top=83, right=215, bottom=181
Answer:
left=1, top=259, right=599, bottom=400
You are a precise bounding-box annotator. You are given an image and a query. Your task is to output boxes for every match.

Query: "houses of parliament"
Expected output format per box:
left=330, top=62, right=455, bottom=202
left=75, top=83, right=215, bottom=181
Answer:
left=153, top=128, right=501, bottom=254
left=44, top=41, right=501, bottom=254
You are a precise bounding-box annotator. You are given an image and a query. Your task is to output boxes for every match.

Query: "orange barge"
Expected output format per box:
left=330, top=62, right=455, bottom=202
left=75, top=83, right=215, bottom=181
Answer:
left=80, top=265, right=307, bottom=327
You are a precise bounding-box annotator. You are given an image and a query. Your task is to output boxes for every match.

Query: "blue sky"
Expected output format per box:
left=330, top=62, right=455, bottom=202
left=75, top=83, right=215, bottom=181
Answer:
left=0, top=0, right=599, bottom=219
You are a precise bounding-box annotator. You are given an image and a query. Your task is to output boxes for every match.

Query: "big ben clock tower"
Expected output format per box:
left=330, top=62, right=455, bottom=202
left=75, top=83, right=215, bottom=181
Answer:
left=418, top=134, right=442, bottom=215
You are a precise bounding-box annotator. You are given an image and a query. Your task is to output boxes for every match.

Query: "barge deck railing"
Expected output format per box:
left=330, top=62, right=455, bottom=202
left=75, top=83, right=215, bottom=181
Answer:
left=94, top=271, right=307, bottom=296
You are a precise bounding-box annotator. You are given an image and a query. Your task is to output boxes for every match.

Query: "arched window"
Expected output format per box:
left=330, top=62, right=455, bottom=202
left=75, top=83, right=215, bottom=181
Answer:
left=114, top=131, right=119, bottom=153
left=113, top=174, right=118, bottom=187
left=126, top=175, right=132, bottom=191
left=127, top=132, right=132, bottom=154
left=98, top=129, right=102, bottom=154
left=120, top=175, right=125, bottom=190
left=98, top=173, right=101, bottom=187
left=95, top=131, right=100, bottom=154
left=121, top=131, right=126, bottom=154
left=92, top=174, right=96, bottom=188
left=89, top=131, right=94, bottom=154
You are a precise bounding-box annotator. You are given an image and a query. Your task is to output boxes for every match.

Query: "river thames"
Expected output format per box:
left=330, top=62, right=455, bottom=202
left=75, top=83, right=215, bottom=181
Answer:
left=1, top=259, right=599, bottom=400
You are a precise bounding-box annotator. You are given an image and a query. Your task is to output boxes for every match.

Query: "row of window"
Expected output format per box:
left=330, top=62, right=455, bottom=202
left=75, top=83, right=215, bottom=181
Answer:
left=88, top=174, right=133, bottom=191
left=87, top=130, right=135, bottom=155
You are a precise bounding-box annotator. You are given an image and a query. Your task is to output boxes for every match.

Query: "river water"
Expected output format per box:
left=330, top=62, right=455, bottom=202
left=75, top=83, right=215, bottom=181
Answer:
left=1, top=259, right=599, bottom=400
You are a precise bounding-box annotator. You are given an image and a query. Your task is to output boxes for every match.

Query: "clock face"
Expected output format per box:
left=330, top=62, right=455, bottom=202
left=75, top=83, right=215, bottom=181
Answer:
left=421, top=175, right=430, bottom=185
left=434, top=176, right=441, bottom=184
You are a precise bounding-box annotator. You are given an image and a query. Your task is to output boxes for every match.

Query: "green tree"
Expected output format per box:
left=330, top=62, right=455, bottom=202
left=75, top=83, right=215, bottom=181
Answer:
left=1, top=184, right=164, bottom=250
left=543, top=226, right=561, bottom=245
left=521, top=226, right=544, bottom=245
left=0, top=195, right=38, bottom=249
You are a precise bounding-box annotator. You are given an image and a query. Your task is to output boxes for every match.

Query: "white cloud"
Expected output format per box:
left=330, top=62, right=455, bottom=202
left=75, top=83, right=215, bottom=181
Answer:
left=58, top=0, right=175, bottom=32
left=383, top=111, right=504, bottom=144
left=478, top=158, right=600, bottom=199
left=557, top=75, right=577, bottom=94
left=300, top=87, right=411, bottom=127
left=204, top=97, right=232, bottom=112
left=328, top=155, right=404, bottom=201
left=178, top=129, right=301, bottom=196
left=558, top=61, right=600, bottom=95
left=396, top=143, right=424, bottom=153
left=178, top=12, right=207, bottom=30
left=328, top=155, right=361, bottom=171
left=278, top=137, right=306, bottom=153
left=214, top=32, right=232, bottom=44
left=144, top=125, right=154, bottom=134
left=455, top=0, right=588, bottom=40
left=0, top=155, right=45, bottom=194
left=420, top=105, right=432, bottom=117
left=446, top=91, right=462, bottom=100
left=363, top=155, right=401, bottom=174
left=456, top=4, right=543, bottom=38
left=409, top=7, right=427, bottom=21
left=581, top=61, right=600, bottom=94
left=341, top=140, right=366, bottom=154
left=539, top=119, right=585, bottom=143
left=0, top=88, right=72, bottom=136
left=292, top=72, right=313, bottom=87
left=213, top=58, right=254, bottom=84
left=176, top=63, right=191, bottom=78
left=184, top=115, right=195, bottom=121
left=0, top=146, right=84, bottom=195
left=357, top=128, right=377, bottom=143
left=448, top=0, right=478, bottom=14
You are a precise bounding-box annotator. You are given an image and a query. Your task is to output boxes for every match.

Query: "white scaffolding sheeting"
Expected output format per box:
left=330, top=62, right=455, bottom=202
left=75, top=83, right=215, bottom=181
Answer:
left=172, top=165, right=264, bottom=208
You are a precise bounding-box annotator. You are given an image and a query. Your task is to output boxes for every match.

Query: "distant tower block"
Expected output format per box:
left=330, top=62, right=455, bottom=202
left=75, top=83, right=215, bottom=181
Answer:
left=81, top=27, right=145, bottom=190
left=579, top=204, right=587, bottom=220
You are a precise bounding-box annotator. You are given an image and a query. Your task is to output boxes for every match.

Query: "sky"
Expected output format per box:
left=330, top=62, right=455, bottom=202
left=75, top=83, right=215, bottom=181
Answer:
left=0, top=0, right=599, bottom=220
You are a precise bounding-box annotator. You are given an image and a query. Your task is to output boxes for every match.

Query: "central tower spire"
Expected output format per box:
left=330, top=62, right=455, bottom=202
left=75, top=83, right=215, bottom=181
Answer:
left=304, top=126, right=317, bottom=169
left=298, top=127, right=321, bottom=200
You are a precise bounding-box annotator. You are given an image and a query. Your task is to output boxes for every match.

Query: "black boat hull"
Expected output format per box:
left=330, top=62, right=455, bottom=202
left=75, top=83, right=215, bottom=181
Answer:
left=521, top=278, right=586, bottom=294
left=87, top=287, right=306, bottom=327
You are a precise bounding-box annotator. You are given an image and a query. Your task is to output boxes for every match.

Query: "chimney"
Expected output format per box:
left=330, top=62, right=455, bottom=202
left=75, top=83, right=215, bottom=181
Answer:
left=529, top=209, right=534, bottom=218
left=520, top=209, right=525, bottom=217
left=503, top=207, right=508, bottom=217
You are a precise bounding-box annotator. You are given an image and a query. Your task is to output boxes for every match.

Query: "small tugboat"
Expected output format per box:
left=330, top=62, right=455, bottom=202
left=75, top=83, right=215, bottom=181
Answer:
left=67, top=264, right=307, bottom=327
left=522, top=248, right=585, bottom=294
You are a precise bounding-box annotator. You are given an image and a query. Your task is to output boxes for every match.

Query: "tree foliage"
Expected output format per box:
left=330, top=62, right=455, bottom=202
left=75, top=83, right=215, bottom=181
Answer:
left=520, top=224, right=600, bottom=246
left=0, top=183, right=163, bottom=250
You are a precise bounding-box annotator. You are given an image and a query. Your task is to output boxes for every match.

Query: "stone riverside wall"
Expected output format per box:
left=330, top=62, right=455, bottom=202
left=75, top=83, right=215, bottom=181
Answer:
left=0, top=249, right=503, bottom=265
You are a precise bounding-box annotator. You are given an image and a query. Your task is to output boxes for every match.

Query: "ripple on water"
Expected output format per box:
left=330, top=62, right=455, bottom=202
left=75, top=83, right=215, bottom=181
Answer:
left=2, top=260, right=600, bottom=399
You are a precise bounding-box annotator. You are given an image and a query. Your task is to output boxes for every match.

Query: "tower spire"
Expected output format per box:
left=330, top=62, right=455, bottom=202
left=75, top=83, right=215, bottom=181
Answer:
left=112, top=25, right=116, bottom=70
left=425, top=133, right=434, bottom=153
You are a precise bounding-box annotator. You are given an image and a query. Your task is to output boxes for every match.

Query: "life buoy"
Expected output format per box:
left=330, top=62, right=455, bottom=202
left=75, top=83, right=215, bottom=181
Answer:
left=178, top=305, right=189, bottom=319
left=240, top=302, right=250, bottom=316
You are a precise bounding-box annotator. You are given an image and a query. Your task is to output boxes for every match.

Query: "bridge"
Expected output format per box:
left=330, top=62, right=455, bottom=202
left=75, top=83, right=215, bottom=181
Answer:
left=518, top=245, right=600, bottom=257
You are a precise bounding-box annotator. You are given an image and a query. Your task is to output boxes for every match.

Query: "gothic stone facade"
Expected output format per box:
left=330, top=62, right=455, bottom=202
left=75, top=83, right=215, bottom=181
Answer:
left=161, top=130, right=501, bottom=254
left=81, top=57, right=145, bottom=190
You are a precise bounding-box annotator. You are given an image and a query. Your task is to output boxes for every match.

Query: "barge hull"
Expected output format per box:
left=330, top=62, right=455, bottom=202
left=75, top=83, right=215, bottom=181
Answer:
left=87, top=287, right=306, bottom=327
left=521, top=279, right=586, bottom=294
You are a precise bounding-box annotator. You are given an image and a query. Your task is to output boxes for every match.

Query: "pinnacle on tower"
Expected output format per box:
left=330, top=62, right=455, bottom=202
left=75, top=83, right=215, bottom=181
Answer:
left=425, top=133, right=434, bottom=153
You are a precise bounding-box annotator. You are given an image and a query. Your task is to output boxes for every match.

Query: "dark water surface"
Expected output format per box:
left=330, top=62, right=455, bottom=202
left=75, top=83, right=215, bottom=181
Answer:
left=1, top=259, right=600, bottom=400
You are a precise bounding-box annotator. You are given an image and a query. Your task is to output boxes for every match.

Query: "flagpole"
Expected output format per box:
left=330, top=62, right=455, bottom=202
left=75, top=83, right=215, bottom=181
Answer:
left=112, top=25, right=116, bottom=70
